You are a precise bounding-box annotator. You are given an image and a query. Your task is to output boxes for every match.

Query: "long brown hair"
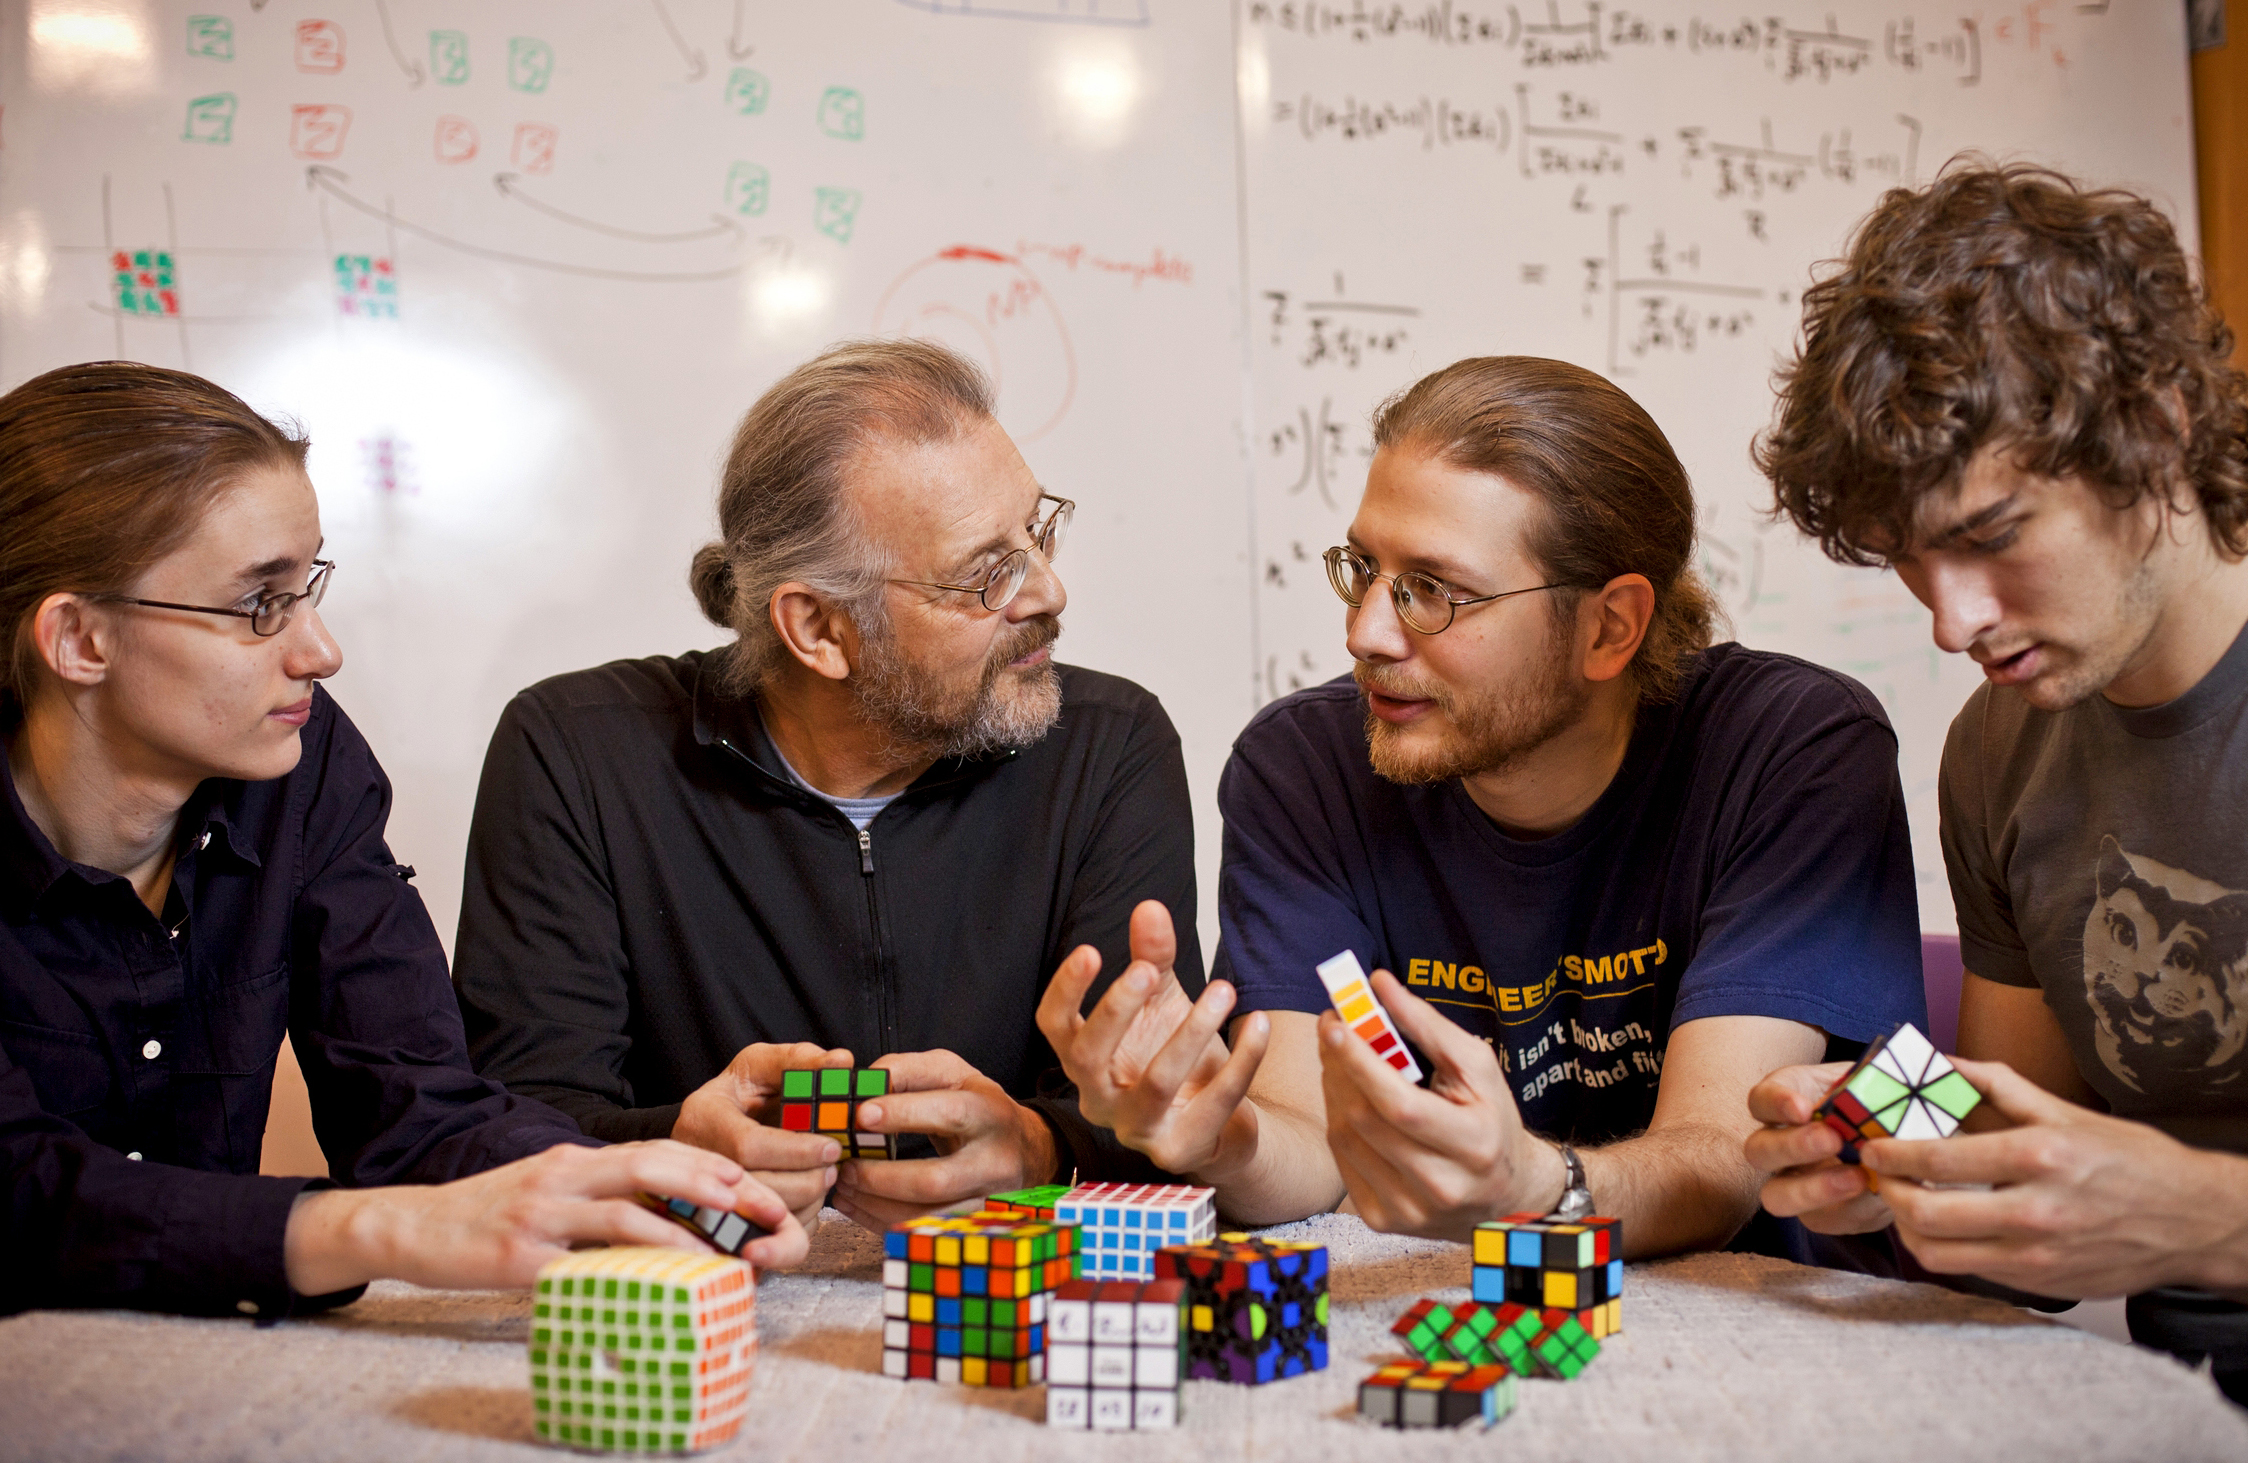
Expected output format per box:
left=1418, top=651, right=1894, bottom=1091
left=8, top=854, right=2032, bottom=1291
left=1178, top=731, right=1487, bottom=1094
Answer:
left=0, top=361, right=309, bottom=715
left=1370, top=356, right=1721, bottom=702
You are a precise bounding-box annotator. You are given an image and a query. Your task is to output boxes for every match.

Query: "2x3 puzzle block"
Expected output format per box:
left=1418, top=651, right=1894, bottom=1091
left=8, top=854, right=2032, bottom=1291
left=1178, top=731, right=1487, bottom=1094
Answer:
left=981, top=1184, right=1075, bottom=1221
left=1472, top=1212, right=1624, bottom=1317
left=1357, top=1359, right=1517, bottom=1429
left=1044, top=1278, right=1185, bottom=1430
left=881, top=1213, right=1078, bottom=1387
left=777, top=1067, right=894, bottom=1158
left=1052, top=1181, right=1217, bottom=1279
left=637, top=1195, right=769, bottom=1256
left=1154, top=1233, right=1328, bottom=1384
left=531, top=1247, right=755, bottom=1455
left=1815, top=1021, right=1982, bottom=1163
left=1315, top=949, right=1423, bottom=1082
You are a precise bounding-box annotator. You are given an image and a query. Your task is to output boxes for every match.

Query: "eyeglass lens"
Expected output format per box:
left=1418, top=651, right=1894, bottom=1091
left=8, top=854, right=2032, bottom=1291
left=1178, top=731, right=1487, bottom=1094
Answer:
left=251, top=561, right=333, bottom=636
left=983, top=502, right=1071, bottom=611
left=1324, top=548, right=1450, bottom=633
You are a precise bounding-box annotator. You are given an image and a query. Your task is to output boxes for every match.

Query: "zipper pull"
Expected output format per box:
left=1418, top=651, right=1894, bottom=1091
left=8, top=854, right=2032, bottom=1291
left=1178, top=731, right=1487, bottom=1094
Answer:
left=857, top=828, right=874, bottom=875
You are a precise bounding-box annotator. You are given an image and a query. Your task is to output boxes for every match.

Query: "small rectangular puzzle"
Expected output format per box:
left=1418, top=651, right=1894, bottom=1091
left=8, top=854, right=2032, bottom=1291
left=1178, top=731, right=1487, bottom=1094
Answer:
left=1154, top=1233, right=1328, bottom=1384
left=1044, top=1278, right=1184, bottom=1430
left=1357, top=1359, right=1517, bottom=1429
left=1314, top=950, right=1422, bottom=1082
left=881, top=1212, right=1078, bottom=1387
left=1472, top=1212, right=1623, bottom=1320
left=530, top=1247, right=755, bottom=1454
left=111, top=250, right=178, bottom=317
left=637, top=1194, right=769, bottom=1257
left=982, top=1184, right=1074, bottom=1221
left=1052, top=1182, right=1217, bottom=1279
left=1815, top=1021, right=1982, bottom=1163
left=777, top=1067, right=893, bottom=1158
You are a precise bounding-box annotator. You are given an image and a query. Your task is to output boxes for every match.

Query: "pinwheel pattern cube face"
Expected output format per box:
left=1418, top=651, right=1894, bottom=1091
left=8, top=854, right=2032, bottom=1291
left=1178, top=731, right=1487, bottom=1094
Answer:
left=1314, top=950, right=1423, bottom=1082
left=1053, top=1183, right=1217, bottom=1278
left=880, top=1214, right=1078, bottom=1387
left=1471, top=1213, right=1624, bottom=1326
left=777, top=1067, right=894, bottom=1159
left=1044, top=1278, right=1185, bottom=1430
left=530, top=1247, right=756, bottom=1454
left=1356, top=1360, right=1517, bottom=1429
left=1154, top=1234, right=1328, bottom=1384
left=1815, top=1022, right=1982, bottom=1163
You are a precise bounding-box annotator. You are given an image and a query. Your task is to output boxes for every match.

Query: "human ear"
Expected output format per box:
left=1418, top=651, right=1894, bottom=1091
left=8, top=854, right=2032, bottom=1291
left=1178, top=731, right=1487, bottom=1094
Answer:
left=29, top=593, right=115, bottom=690
left=1579, top=573, right=1654, bottom=685
left=767, top=584, right=857, bottom=682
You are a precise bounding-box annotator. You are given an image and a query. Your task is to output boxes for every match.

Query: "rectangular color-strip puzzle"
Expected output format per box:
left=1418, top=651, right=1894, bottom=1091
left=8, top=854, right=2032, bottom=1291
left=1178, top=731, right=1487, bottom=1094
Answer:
left=1314, top=950, right=1422, bottom=1082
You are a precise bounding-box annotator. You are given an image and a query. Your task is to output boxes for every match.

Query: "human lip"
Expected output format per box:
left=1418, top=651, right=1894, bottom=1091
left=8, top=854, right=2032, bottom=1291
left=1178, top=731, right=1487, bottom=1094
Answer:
left=1010, top=644, right=1050, bottom=668
left=1975, top=644, right=2042, bottom=686
left=1363, top=686, right=1434, bottom=724
left=269, top=698, right=313, bottom=726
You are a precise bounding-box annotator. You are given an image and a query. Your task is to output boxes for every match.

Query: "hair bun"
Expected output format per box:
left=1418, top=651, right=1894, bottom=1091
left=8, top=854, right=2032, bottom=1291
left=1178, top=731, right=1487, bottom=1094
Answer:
left=688, top=541, right=736, bottom=627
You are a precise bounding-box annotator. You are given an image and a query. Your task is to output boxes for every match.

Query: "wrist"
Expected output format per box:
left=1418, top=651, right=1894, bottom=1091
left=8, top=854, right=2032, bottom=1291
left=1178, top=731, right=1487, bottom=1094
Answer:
left=1512, top=1136, right=1573, bottom=1219
left=2182, top=1149, right=2248, bottom=1294
left=1193, top=1101, right=1264, bottom=1187
left=1017, top=1098, right=1063, bottom=1186
left=283, top=1187, right=386, bottom=1296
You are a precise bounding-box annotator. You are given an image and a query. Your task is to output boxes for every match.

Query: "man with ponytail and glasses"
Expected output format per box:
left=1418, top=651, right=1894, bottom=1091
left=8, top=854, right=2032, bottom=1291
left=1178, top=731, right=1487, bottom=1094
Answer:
left=0, top=362, right=805, bottom=1320
left=1038, top=357, right=1925, bottom=1260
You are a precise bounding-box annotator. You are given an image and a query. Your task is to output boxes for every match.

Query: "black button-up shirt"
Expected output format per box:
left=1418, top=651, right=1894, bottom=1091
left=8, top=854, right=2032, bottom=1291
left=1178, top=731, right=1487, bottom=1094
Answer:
left=1, top=687, right=586, bottom=1318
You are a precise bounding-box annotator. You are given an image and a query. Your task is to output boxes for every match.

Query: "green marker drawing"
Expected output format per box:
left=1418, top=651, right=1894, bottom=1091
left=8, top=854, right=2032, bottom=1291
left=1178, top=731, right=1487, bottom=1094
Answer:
left=725, top=162, right=770, bottom=217
left=813, top=186, right=861, bottom=243
left=182, top=93, right=235, bottom=144
left=430, top=30, right=469, bottom=85
left=816, top=87, right=864, bottom=141
left=185, top=16, right=232, bottom=60
left=726, top=67, right=770, bottom=115
left=510, top=38, right=554, bottom=93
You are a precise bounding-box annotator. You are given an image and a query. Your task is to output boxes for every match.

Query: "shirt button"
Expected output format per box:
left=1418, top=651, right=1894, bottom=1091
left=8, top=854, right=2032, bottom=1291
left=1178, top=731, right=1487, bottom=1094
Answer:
left=126, top=1151, right=143, bottom=1161
left=195, top=832, right=211, bottom=852
left=141, top=1039, right=162, bottom=1060
left=236, top=1300, right=260, bottom=1316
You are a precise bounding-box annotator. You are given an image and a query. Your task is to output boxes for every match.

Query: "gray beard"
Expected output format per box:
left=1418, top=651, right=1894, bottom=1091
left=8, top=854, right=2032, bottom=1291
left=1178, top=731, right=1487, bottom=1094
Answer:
left=850, top=612, right=1064, bottom=760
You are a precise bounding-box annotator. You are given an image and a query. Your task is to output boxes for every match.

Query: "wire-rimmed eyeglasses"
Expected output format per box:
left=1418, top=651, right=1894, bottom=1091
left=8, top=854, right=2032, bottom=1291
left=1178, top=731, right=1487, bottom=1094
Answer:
left=103, top=559, right=336, bottom=638
left=1323, top=545, right=1564, bottom=635
left=891, top=495, right=1073, bottom=612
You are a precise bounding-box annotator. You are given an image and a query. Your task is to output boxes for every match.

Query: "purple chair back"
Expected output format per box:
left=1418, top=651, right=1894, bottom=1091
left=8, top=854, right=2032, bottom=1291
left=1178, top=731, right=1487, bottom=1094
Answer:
left=1920, top=934, right=1965, bottom=1054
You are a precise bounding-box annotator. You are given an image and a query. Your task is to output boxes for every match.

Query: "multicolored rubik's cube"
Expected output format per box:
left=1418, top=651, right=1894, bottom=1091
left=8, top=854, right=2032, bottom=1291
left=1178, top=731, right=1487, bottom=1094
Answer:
left=981, top=1184, right=1074, bottom=1221
left=1529, top=1307, right=1602, bottom=1378
left=880, top=1213, right=1079, bottom=1386
left=530, top=1248, right=756, bottom=1454
left=1357, top=1359, right=1518, bottom=1429
left=1154, top=1233, right=1328, bottom=1384
left=777, top=1067, right=894, bottom=1158
left=1815, top=1021, right=1982, bottom=1163
left=1052, top=1182, right=1218, bottom=1278
left=1315, top=949, right=1423, bottom=1082
left=1472, top=1212, right=1623, bottom=1318
left=110, top=249, right=179, bottom=317
left=636, top=1194, right=769, bottom=1256
left=1044, top=1278, right=1185, bottom=1430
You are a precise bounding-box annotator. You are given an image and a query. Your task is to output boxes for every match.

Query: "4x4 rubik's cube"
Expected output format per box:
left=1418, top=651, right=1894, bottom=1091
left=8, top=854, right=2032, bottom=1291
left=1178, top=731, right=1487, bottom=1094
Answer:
left=1052, top=1182, right=1217, bottom=1278
left=881, top=1213, right=1079, bottom=1386
left=777, top=1067, right=894, bottom=1158
left=1472, top=1212, right=1623, bottom=1332
left=1357, top=1359, right=1517, bottom=1428
left=530, top=1247, right=756, bottom=1455
left=1044, top=1277, right=1186, bottom=1430
left=1153, top=1234, right=1328, bottom=1383
left=1815, top=1021, right=1982, bottom=1162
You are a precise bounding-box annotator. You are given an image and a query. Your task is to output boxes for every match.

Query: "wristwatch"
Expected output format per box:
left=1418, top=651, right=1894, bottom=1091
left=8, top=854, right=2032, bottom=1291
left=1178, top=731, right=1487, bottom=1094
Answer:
left=1548, top=1142, right=1595, bottom=1221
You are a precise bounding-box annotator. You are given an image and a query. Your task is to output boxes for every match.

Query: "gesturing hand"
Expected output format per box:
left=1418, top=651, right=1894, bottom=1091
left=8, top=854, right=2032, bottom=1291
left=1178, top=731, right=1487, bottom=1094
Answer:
left=1320, top=968, right=1562, bottom=1243
left=1035, top=899, right=1270, bottom=1177
left=827, top=1050, right=1059, bottom=1232
left=1742, top=1059, right=1896, bottom=1236
left=285, top=1140, right=808, bottom=1296
left=673, top=1041, right=851, bottom=1229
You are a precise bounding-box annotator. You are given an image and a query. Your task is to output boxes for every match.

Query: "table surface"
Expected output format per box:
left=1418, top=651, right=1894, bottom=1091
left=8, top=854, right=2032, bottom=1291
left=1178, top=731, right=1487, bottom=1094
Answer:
left=5, top=1212, right=2245, bottom=1463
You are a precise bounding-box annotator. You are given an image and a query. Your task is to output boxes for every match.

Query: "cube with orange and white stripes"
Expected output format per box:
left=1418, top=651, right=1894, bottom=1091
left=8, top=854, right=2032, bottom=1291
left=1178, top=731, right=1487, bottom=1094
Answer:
left=530, top=1247, right=756, bottom=1454
left=1315, top=950, right=1423, bottom=1083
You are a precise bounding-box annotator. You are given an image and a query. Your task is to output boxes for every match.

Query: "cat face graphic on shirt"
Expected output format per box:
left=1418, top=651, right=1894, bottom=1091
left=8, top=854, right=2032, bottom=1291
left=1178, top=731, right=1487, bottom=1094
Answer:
left=2081, top=836, right=2248, bottom=1093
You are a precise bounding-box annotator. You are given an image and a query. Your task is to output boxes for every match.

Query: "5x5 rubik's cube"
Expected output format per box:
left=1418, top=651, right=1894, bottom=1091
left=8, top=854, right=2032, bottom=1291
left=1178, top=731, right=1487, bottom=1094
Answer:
left=1154, top=1233, right=1328, bottom=1383
left=1815, top=1021, right=1982, bottom=1162
left=777, top=1067, right=894, bottom=1159
left=1052, top=1182, right=1217, bottom=1278
left=881, top=1213, right=1079, bottom=1386
left=1473, top=1212, right=1623, bottom=1331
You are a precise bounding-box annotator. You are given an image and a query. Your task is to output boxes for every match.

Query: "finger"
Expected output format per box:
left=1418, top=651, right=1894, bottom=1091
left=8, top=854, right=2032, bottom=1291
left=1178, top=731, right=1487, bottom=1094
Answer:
left=1860, top=1126, right=2056, bottom=1187
left=700, top=1105, right=843, bottom=1171
left=1180, top=1008, right=1269, bottom=1130
left=1944, top=1057, right=2076, bottom=1128
left=737, top=1209, right=811, bottom=1270
left=837, top=1152, right=1000, bottom=1214
left=1035, top=944, right=1103, bottom=1052
left=1755, top=1158, right=1876, bottom=1219
left=1877, top=1177, right=2023, bottom=1241
left=1128, top=899, right=1178, bottom=974
left=1742, top=1116, right=1845, bottom=1177
left=751, top=1165, right=838, bottom=1216
left=1746, top=1062, right=1856, bottom=1127
left=856, top=1088, right=996, bottom=1140
left=1137, top=980, right=1241, bottom=1097
left=720, top=1172, right=799, bottom=1235
left=579, top=1140, right=748, bottom=1212
left=873, top=1049, right=976, bottom=1091
left=577, top=1195, right=722, bottom=1254
left=1329, top=1121, right=1429, bottom=1235
left=1369, top=970, right=1497, bottom=1099
left=1070, top=960, right=1169, bottom=1086
left=1320, top=999, right=1443, bottom=1137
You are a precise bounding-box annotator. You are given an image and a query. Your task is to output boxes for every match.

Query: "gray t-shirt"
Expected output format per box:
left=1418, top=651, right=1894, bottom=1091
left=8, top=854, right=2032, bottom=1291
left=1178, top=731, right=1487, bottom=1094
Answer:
left=1941, top=620, right=2248, bottom=1154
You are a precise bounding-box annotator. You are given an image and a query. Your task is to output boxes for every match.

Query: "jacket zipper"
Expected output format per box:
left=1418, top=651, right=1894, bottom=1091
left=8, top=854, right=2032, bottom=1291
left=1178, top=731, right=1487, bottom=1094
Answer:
left=857, top=827, right=897, bottom=1061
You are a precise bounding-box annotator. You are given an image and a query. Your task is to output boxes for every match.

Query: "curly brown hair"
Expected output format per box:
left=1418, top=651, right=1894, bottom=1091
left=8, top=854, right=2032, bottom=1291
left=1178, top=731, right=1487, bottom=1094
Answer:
left=1757, top=159, right=2248, bottom=565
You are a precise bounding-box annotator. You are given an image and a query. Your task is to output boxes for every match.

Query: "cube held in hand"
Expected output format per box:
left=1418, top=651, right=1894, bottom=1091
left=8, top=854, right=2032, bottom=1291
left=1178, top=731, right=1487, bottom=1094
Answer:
left=1814, top=1021, right=1982, bottom=1163
left=778, top=1067, right=894, bottom=1159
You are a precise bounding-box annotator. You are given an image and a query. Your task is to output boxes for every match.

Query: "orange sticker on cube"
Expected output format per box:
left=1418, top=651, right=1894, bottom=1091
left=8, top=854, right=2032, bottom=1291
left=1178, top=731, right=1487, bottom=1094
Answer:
left=1315, top=950, right=1423, bottom=1084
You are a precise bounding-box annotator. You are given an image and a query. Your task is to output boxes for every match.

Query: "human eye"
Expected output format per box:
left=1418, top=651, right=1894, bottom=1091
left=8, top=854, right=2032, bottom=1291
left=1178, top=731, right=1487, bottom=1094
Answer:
left=1963, top=525, right=2021, bottom=556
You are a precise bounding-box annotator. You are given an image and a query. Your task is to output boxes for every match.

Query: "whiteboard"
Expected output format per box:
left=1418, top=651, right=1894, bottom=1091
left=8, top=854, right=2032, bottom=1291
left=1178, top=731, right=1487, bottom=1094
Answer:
left=0, top=0, right=2198, bottom=949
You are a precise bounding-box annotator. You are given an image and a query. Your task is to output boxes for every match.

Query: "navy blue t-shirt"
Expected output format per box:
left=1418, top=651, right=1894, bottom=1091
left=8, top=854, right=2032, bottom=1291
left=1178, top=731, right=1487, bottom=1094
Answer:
left=1215, top=644, right=1926, bottom=1147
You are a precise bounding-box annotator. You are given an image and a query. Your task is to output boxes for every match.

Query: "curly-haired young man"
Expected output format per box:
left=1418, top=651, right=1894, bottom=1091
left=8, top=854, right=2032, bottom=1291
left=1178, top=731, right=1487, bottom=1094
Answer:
left=1745, top=160, right=2248, bottom=1400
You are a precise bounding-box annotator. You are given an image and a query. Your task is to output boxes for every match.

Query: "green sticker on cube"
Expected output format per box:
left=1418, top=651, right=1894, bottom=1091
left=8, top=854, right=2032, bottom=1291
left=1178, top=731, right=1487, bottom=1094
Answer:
left=856, top=1068, right=887, bottom=1097
left=781, top=1070, right=813, bottom=1098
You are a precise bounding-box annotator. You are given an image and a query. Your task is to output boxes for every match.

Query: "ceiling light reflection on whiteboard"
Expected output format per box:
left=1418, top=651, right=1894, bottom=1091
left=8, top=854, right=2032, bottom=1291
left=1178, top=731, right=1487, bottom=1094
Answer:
left=753, top=268, right=831, bottom=325
left=28, top=0, right=152, bottom=94
left=1236, top=44, right=1270, bottom=125
left=1055, top=43, right=1141, bottom=148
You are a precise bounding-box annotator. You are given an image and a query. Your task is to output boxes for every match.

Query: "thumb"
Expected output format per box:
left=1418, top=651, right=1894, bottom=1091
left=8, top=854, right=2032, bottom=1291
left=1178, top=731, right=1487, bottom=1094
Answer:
left=1369, top=967, right=1500, bottom=1101
left=1128, top=899, right=1178, bottom=977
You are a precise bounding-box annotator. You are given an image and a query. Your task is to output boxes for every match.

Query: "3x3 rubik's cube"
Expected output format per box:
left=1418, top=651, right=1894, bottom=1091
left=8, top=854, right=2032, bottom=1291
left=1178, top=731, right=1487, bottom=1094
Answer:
left=1473, top=1212, right=1624, bottom=1330
left=530, top=1247, right=756, bottom=1455
left=880, top=1212, right=1078, bottom=1386
left=1815, top=1022, right=1982, bottom=1162
left=1044, top=1278, right=1186, bottom=1430
left=777, top=1067, right=894, bottom=1158
left=1052, top=1182, right=1218, bottom=1278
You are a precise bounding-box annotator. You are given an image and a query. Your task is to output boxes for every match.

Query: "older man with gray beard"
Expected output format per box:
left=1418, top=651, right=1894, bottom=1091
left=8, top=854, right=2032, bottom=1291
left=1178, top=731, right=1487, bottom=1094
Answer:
left=453, top=338, right=1201, bottom=1239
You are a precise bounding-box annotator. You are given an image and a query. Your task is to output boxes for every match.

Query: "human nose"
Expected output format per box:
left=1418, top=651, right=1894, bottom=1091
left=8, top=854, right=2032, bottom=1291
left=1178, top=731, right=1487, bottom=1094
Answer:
left=282, top=604, right=344, bottom=681
left=1344, top=576, right=1412, bottom=663
left=1007, top=546, right=1066, bottom=620
left=1903, top=556, right=2002, bottom=656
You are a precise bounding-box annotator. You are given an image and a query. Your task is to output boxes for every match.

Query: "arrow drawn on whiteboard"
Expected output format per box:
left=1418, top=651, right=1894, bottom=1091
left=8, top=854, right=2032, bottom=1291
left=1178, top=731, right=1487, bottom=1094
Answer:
left=373, top=0, right=426, bottom=86
left=491, top=174, right=743, bottom=244
left=650, top=0, right=708, bottom=80
left=728, top=0, right=756, bottom=60
left=305, top=167, right=745, bottom=283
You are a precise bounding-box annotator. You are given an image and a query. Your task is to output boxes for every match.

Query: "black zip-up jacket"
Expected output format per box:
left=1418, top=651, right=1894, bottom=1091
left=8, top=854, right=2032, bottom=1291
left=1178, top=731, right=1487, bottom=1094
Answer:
left=453, top=649, right=1204, bottom=1182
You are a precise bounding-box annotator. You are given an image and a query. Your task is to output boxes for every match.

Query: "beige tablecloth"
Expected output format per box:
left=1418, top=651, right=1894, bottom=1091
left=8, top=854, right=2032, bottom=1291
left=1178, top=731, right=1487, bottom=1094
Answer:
left=2, top=1212, right=2243, bottom=1462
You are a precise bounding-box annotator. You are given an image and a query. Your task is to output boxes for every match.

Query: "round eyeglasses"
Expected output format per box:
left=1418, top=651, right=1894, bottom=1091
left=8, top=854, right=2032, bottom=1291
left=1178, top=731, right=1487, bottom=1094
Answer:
left=1323, top=545, right=1565, bottom=635
left=891, top=494, right=1073, bottom=612
left=106, top=559, right=336, bottom=638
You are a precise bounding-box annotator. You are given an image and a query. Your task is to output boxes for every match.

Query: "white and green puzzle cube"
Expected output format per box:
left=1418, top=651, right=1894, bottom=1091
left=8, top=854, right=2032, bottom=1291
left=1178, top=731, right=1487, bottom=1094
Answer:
left=1815, top=1021, right=1982, bottom=1163
left=531, top=1247, right=757, bottom=1454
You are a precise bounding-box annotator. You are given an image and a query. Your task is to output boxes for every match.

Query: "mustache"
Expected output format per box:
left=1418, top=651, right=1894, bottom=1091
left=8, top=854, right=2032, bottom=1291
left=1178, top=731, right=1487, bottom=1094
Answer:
left=993, top=614, right=1062, bottom=667
left=1353, top=661, right=1446, bottom=708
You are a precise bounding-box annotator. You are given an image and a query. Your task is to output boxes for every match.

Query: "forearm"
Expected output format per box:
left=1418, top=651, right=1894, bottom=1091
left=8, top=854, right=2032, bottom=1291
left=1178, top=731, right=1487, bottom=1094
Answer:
left=2177, top=1147, right=2248, bottom=1298
left=1580, top=1118, right=1765, bottom=1259
left=284, top=1187, right=388, bottom=1296
left=1196, top=1097, right=1345, bottom=1226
